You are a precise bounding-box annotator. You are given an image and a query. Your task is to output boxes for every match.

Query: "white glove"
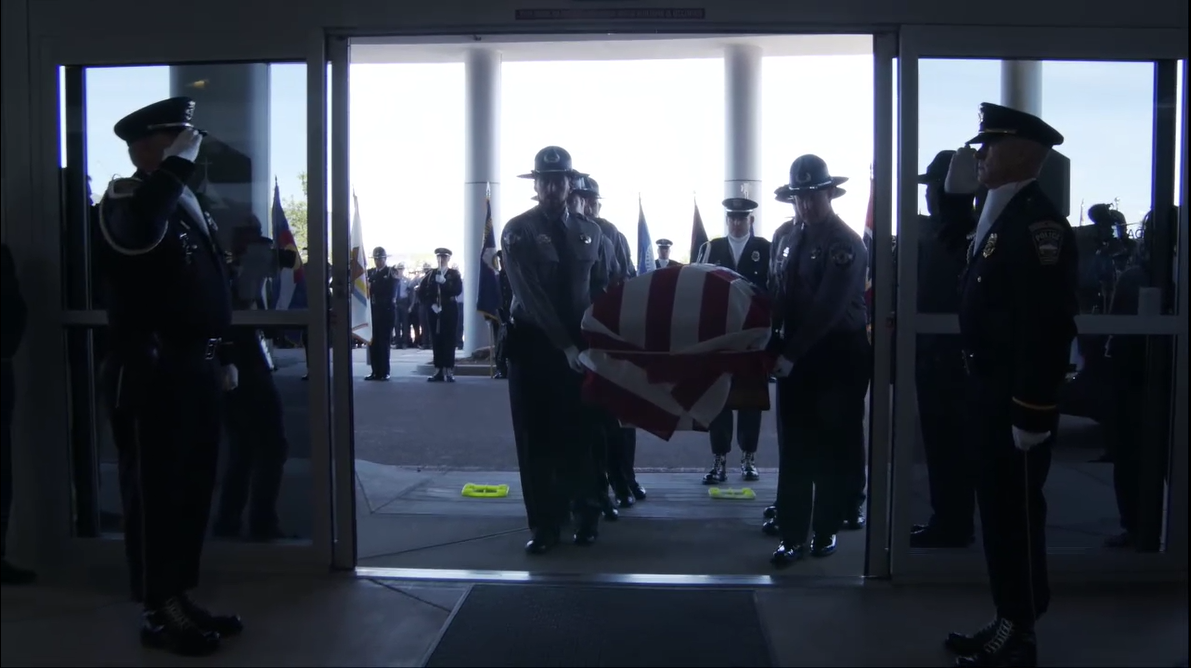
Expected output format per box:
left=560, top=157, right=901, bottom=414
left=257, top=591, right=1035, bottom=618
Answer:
left=773, top=356, right=794, bottom=378
left=1012, top=426, right=1050, bottom=452
left=435, top=274, right=446, bottom=284
left=221, top=364, right=239, bottom=392
left=430, top=304, right=442, bottom=314
left=563, top=346, right=584, bottom=373
left=163, top=128, right=204, bottom=163
left=944, top=146, right=980, bottom=195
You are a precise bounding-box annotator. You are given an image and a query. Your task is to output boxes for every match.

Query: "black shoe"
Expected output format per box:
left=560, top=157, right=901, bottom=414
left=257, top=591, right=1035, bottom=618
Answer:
left=945, top=618, right=1002, bottom=656
left=181, top=595, right=243, bottom=637
left=615, top=494, right=635, bottom=509
left=770, top=541, right=805, bottom=568
left=248, top=525, right=297, bottom=542
left=1103, top=531, right=1133, bottom=548
left=428, top=372, right=445, bottom=382
left=446, top=375, right=456, bottom=383
left=493, top=371, right=506, bottom=379
left=525, top=531, right=560, bottom=555
left=763, top=505, right=777, bottom=520
left=141, top=599, right=221, bottom=657
left=954, top=618, right=1037, bottom=667
left=601, top=501, right=620, bottom=522
left=911, top=525, right=975, bottom=549
left=842, top=506, right=866, bottom=531
left=761, top=519, right=781, bottom=537
left=364, top=374, right=380, bottom=381
left=301, top=374, right=309, bottom=381
left=810, top=533, right=837, bottom=557
left=740, top=453, right=760, bottom=481
left=630, top=483, right=647, bottom=501
left=702, top=455, right=728, bottom=485
left=0, top=559, right=37, bottom=585
left=573, top=517, right=599, bottom=546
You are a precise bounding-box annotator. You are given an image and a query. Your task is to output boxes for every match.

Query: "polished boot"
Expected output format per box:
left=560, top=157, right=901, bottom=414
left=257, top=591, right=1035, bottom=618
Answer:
left=601, top=498, right=620, bottom=522
left=524, top=530, right=560, bottom=555
left=614, top=492, right=635, bottom=509
left=842, top=505, right=866, bottom=531
left=1103, top=531, right=1133, bottom=548
left=445, top=369, right=456, bottom=383
left=945, top=618, right=1004, bottom=656
left=573, top=515, right=599, bottom=546
left=740, top=452, right=760, bottom=481
left=770, top=541, right=805, bottom=568
left=427, top=370, right=445, bottom=382
left=761, top=518, right=781, bottom=537
left=953, top=619, right=1037, bottom=667
left=629, top=482, right=647, bottom=501
left=141, top=598, right=221, bottom=657
left=702, top=455, right=728, bottom=485
left=911, top=524, right=975, bottom=548
left=181, top=595, right=243, bottom=637
left=810, top=533, right=837, bottom=557
left=763, top=505, right=777, bottom=520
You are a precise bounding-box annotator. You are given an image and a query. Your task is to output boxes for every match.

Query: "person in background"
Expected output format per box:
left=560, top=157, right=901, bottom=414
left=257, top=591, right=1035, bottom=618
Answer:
left=366, top=247, right=398, bottom=381
left=655, top=238, right=682, bottom=268
left=420, top=249, right=463, bottom=382
left=1, top=242, right=35, bottom=585
left=392, top=263, right=412, bottom=348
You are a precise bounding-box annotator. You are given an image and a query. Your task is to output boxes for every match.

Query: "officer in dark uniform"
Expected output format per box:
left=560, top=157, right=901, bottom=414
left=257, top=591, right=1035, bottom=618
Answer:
left=942, top=103, right=1077, bottom=668
left=393, top=263, right=413, bottom=348
left=911, top=150, right=981, bottom=549
left=695, top=191, right=770, bottom=484
left=571, top=176, right=647, bottom=509
left=419, top=249, right=463, bottom=381
left=768, top=155, right=870, bottom=566
left=1, top=243, right=34, bottom=585
left=93, top=97, right=242, bottom=655
left=655, top=239, right=683, bottom=269
left=502, top=146, right=610, bottom=553
left=212, top=231, right=297, bottom=542
left=366, top=247, right=398, bottom=380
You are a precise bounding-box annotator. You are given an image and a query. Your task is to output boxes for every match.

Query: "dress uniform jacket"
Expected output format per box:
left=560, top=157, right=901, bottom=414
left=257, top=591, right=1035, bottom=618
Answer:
left=697, top=236, right=770, bottom=292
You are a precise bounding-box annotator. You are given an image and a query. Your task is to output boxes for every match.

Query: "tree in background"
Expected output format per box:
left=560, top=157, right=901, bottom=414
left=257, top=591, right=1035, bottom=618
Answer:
left=281, top=171, right=310, bottom=253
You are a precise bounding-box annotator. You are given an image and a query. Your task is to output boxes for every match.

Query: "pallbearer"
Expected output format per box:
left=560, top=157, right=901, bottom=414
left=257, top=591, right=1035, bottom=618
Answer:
left=419, top=248, right=463, bottom=382
left=694, top=188, right=770, bottom=485
left=655, top=238, right=682, bottom=268
left=502, top=146, right=611, bottom=553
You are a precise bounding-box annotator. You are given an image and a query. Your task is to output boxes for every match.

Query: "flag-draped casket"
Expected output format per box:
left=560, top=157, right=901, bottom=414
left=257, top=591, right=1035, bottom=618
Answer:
left=579, top=264, right=773, bottom=440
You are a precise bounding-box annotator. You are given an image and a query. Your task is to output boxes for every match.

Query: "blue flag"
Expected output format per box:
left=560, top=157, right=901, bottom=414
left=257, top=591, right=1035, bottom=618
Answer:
left=636, top=197, right=655, bottom=275
left=476, top=191, right=501, bottom=322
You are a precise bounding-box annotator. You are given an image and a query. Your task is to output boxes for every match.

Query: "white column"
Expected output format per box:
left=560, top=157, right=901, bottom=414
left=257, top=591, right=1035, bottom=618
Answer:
left=462, top=48, right=501, bottom=357
left=171, top=64, right=272, bottom=238
left=1000, top=60, right=1042, bottom=116
left=724, top=44, right=763, bottom=237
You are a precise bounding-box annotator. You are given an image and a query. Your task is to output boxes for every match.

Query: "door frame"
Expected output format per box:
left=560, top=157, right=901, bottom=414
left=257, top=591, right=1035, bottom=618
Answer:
left=891, top=25, right=1188, bottom=581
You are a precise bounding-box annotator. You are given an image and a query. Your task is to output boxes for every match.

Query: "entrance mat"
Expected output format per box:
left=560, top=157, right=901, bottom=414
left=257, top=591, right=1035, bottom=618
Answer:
left=424, top=584, right=773, bottom=667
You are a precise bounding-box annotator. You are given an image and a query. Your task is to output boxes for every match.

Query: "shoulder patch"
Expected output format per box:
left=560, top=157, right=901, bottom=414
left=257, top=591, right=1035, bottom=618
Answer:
left=829, top=240, right=855, bottom=267
left=1028, top=221, right=1065, bottom=266
left=105, top=176, right=142, bottom=200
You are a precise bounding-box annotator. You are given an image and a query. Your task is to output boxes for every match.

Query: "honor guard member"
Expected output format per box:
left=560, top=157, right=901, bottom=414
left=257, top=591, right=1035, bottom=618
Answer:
left=502, top=146, right=611, bottom=553
left=94, top=97, right=243, bottom=655
left=941, top=104, right=1076, bottom=668
left=366, top=247, right=399, bottom=380
left=419, top=249, right=463, bottom=381
left=1, top=243, right=33, bottom=585
left=695, top=189, right=770, bottom=485
left=570, top=176, right=646, bottom=509
left=768, top=155, right=870, bottom=566
left=655, top=238, right=682, bottom=269
left=911, top=150, right=981, bottom=549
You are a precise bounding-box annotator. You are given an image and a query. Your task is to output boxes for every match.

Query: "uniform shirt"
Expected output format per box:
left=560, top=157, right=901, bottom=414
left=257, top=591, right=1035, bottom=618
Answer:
left=501, top=205, right=608, bottom=351
left=697, top=235, right=771, bottom=291
left=959, top=180, right=1078, bottom=433
left=772, top=214, right=869, bottom=363
left=973, top=179, right=1033, bottom=257
left=727, top=234, right=750, bottom=266
left=367, top=266, right=400, bottom=309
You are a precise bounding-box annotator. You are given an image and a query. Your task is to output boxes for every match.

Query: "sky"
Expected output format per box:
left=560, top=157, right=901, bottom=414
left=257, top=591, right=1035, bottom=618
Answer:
left=70, top=50, right=1183, bottom=268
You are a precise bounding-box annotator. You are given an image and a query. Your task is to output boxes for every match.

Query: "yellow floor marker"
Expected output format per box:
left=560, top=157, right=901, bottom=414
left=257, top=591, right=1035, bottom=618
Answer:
left=708, top=487, right=756, bottom=500
left=461, top=483, right=510, bottom=498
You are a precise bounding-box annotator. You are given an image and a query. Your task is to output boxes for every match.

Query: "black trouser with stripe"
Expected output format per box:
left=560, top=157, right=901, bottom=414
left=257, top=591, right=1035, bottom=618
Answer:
left=103, top=347, right=222, bottom=606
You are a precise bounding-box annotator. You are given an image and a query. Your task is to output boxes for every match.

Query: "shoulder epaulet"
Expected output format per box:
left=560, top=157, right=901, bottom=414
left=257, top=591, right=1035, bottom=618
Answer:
left=104, top=176, right=142, bottom=200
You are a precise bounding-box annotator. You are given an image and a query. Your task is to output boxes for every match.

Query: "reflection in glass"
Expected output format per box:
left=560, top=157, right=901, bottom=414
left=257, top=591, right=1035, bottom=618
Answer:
left=908, top=334, right=1173, bottom=552
left=67, top=326, right=313, bottom=542
left=58, top=63, right=309, bottom=312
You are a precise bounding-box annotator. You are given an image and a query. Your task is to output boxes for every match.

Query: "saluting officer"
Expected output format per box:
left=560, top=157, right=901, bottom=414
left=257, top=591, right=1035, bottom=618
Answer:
left=911, top=150, right=980, bottom=549
left=94, top=97, right=242, bottom=655
left=942, top=104, right=1077, bottom=668
left=366, top=246, right=399, bottom=381
left=502, top=146, right=610, bottom=554
left=419, top=249, right=463, bottom=382
left=695, top=191, right=770, bottom=485
left=655, top=238, right=682, bottom=269
left=768, top=155, right=870, bottom=566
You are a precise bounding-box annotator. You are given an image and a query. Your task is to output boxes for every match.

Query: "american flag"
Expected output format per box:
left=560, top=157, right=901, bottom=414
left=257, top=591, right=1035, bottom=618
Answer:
left=579, top=264, right=773, bottom=439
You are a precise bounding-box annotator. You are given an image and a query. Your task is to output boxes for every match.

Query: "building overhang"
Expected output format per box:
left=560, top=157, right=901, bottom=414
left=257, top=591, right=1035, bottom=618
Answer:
left=349, top=34, right=873, bottom=64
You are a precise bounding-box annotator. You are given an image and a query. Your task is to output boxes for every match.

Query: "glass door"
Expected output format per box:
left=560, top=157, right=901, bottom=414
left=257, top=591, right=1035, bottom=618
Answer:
left=891, top=25, right=1188, bottom=580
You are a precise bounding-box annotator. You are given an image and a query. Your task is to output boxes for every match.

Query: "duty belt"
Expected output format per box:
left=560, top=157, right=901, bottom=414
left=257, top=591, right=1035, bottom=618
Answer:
left=160, top=336, right=222, bottom=361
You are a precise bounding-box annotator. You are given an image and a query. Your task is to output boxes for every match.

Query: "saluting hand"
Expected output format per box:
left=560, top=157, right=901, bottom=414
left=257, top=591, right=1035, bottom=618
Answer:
left=1011, top=426, right=1050, bottom=452
left=163, top=128, right=204, bottom=163
left=435, top=273, right=446, bottom=284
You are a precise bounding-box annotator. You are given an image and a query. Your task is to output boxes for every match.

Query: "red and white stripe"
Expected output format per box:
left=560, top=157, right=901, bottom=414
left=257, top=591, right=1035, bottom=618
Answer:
left=579, top=264, right=773, bottom=440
